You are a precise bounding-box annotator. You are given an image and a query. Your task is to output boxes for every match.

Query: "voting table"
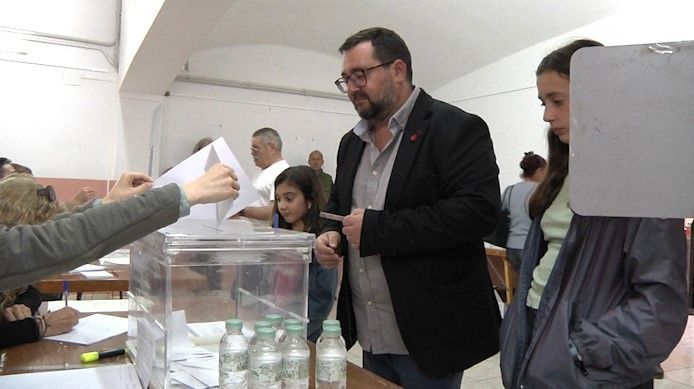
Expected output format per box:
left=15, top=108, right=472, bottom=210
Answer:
left=0, top=311, right=400, bottom=388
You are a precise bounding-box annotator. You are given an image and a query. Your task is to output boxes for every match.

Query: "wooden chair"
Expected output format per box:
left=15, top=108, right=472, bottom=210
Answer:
left=485, top=247, right=518, bottom=303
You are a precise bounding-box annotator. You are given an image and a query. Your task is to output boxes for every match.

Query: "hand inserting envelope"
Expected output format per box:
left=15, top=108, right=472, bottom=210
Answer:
left=154, top=138, right=259, bottom=226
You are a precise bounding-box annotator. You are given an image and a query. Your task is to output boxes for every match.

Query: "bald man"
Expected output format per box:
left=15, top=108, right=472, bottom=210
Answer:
left=308, top=150, right=333, bottom=200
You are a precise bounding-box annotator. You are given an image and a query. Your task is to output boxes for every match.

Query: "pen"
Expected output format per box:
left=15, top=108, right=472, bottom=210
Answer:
left=63, top=280, right=69, bottom=307
left=80, top=348, right=126, bottom=363
left=319, top=212, right=344, bottom=222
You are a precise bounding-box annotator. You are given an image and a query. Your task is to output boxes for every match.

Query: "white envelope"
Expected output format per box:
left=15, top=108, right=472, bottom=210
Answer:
left=154, top=137, right=259, bottom=226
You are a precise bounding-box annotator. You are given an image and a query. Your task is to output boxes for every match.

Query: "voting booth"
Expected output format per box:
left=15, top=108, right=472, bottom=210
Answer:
left=126, top=218, right=313, bottom=388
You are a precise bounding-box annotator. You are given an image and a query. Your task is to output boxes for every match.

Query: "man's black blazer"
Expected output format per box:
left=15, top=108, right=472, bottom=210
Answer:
left=322, top=90, right=502, bottom=377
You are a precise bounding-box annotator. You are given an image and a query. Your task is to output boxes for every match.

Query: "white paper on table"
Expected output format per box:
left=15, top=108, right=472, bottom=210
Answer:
left=170, top=369, right=209, bottom=389
left=80, top=270, right=115, bottom=279
left=154, top=137, right=259, bottom=226
left=47, top=299, right=128, bottom=313
left=0, top=364, right=142, bottom=389
left=170, top=349, right=218, bottom=389
left=45, top=314, right=127, bottom=345
left=187, top=321, right=226, bottom=338
left=100, top=256, right=130, bottom=266
left=70, top=264, right=106, bottom=273
left=170, top=346, right=215, bottom=362
left=99, top=249, right=130, bottom=265
left=177, top=362, right=219, bottom=387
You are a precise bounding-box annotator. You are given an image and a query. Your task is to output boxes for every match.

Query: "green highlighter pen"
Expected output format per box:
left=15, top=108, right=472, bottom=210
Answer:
left=80, top=348, right=126, bottom=363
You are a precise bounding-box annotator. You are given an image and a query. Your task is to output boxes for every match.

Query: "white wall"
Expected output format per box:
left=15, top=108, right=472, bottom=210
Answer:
left=0, top=0, right=121, bottom=179
left=158, top=81, right=358, bottom=178
left=0, top=61, right=120, bottom=179
left=0, top=0, right=118, bottom=44
left=434, top=4, right=694, bottom=191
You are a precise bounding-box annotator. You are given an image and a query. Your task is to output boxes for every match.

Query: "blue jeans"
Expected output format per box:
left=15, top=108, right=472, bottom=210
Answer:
left=363, top=351, right=463, bottom=389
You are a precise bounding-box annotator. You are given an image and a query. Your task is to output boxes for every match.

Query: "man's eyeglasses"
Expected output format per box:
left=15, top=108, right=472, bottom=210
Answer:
left=36, top=185, right=56, bottom=203
left=334, top=60, right=395, bottom=93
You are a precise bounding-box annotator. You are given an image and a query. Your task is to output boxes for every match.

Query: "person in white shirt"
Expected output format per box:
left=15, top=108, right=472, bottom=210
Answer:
left=241, top=127, right=289, bottom=221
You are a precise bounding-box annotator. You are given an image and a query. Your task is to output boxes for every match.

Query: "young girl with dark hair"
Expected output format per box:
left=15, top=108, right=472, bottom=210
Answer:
left=499, top=40, right=687, bottom=388
left=273, top=166, right=337, bottom=342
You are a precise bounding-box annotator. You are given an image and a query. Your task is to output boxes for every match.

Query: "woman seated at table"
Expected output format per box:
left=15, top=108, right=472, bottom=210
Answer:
left=1, top=287, right=78, bottom=349
left=0, top=174, right=79, bottom=349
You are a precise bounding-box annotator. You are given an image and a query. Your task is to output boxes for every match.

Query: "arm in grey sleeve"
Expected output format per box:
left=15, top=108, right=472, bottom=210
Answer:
left=0, top=183, right=183, bottom=290
left=569, top=218, right=688, bottom=384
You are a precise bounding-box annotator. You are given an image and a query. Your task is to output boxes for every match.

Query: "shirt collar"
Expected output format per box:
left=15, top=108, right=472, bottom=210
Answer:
left=353, top=86, right=421, bottom=141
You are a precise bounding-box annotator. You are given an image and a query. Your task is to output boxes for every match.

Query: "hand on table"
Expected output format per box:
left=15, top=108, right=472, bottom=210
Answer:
left=43, top=307, right=80, bottom=337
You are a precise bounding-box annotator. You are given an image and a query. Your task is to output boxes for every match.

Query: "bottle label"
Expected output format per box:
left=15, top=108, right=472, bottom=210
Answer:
left=251, top=361, right=281, bottom=384
left=220, top=351, right=248, bottom=372
left=282, top=358, right=309, bottom=380
left=316, top=359, right=346, bottom=382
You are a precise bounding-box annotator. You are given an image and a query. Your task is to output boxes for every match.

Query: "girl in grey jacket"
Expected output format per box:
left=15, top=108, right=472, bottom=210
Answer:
left=499, top=40, right=688, bottom=388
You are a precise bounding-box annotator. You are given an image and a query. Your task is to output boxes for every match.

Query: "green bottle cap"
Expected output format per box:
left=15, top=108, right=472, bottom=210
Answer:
left=322, top=325, right=341, bottom=336
left=286, top=325, right=303, bottom=336
left=254, top=320, right=272, bottom=330
left=257, top=327, right=276, bottom=338
left=265, top=314, right=282, bottom=325
left=322, top=319, right=341, bottom=329
left=226, top=319, right=243, bottom=330
left=283, top=318, right=302, bottom=328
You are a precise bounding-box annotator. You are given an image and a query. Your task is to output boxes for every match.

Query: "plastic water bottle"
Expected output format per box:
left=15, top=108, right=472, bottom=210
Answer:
left=219, top=319, right=249, bottom=389
left=265, top=314, right=285, bottom=343
left=249, top=327, right=282, bottom=389
left=280, top=325, right=310, bottom=389
left=315, top=326, right=346, bottom=389
left=249, top=320, right=272, bottom=347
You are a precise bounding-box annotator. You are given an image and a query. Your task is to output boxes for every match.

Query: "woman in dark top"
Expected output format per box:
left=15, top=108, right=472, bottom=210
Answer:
left=0, top=285, right=79, bottom=349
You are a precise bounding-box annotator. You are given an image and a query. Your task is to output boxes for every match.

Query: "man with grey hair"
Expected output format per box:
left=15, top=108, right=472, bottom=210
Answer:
left=241, top=127, right=289, bottom=221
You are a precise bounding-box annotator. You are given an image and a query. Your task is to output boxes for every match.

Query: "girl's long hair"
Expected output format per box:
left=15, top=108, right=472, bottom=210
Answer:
left=528, top=39, right=603, bottom=217
left=528, top=130, right=570, bottom=217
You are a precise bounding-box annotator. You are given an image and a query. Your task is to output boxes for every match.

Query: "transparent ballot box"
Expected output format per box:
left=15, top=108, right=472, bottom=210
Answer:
left=127, top=218, right=313, bottom=389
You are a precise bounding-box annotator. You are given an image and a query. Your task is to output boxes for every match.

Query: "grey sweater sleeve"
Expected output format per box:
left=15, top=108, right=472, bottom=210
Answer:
left=0, top=184, right=182, bottom=290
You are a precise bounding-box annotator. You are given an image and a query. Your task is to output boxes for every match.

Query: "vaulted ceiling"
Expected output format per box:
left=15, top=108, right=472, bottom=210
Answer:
left=198, top=0, right=636, bottom=91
